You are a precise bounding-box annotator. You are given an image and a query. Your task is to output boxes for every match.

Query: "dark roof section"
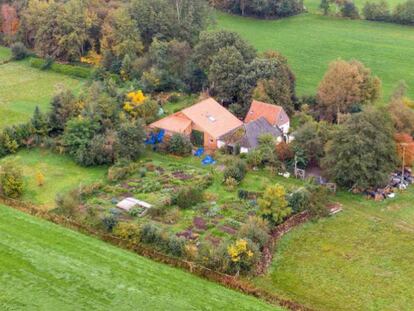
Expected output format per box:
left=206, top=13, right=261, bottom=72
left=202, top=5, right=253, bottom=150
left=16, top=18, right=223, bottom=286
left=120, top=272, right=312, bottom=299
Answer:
left=220, top=117, right=283, bottom=149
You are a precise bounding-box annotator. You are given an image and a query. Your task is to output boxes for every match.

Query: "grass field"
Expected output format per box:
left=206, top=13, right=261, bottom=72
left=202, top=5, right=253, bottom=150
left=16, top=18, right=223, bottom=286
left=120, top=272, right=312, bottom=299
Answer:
left=0, top=149, right=106, bottom=208
left=0, top=204, right=280, bottom=311
left=253, top=188, right=414, bottom=310
left=214, top=12, right=414, bottom=102
left=0, top=46, right=11, bottom=61
left=0, top=47, right=83, bottom=130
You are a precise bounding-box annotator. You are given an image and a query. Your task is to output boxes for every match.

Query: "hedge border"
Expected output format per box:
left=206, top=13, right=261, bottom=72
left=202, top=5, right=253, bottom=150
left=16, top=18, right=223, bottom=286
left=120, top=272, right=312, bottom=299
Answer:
left=0, top=197, right=313, bottom=311
left=29, top=57, right=92, bottom=79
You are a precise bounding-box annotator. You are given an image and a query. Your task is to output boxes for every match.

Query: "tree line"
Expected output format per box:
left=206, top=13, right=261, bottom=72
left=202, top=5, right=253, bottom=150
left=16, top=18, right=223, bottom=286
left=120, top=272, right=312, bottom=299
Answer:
left=320, top=0, right=414, bottom=25
left=210, top=0, right=304, bottom=19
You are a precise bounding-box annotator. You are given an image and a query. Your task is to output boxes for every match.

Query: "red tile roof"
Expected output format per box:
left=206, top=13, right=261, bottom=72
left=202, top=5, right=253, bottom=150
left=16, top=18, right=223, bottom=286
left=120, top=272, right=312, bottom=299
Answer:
left=149, top=113, right=192, bottom=134
left=181, top=97, right=243, bottom=138
left=150, top=98, right=243, bottom=138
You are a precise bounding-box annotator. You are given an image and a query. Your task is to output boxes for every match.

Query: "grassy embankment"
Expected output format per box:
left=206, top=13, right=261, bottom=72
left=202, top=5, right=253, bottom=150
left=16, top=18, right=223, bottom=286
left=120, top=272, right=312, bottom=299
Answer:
left=0, top=204, right=281, bottom=311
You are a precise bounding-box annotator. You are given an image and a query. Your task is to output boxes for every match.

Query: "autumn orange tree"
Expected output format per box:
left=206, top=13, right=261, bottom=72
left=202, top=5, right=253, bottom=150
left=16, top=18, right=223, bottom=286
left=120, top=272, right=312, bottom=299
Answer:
left=395, top=133, right=414, bottom=167
left=388, top=82, right=414, bottom=136
left=317, top=59, right=381, bottom=123
left=1, top=4, right=19, bottom=36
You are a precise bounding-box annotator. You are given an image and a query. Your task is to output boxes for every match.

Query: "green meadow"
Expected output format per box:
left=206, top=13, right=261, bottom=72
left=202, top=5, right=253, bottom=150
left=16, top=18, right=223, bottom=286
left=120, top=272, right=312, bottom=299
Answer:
left=0, top=149, right=106, bottom=208
left=0, top=47, right=83, bottom=130
left=253, top=188, right=414, bottom=310
left=214, top=12, right=414, bottom=102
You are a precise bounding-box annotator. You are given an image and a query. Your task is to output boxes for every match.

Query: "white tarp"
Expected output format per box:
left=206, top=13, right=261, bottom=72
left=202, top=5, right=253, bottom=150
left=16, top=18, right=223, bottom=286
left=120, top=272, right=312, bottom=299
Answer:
left=116, top=197, right=152, bottom=211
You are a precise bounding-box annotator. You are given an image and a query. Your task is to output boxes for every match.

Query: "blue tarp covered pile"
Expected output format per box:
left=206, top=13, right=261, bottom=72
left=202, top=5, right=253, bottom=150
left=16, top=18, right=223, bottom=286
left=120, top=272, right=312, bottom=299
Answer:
left=202, top=155, right=216, bottom=165
left=146, top=130, right=165, bottom=145
left=194, top=148, right=204, bottom=157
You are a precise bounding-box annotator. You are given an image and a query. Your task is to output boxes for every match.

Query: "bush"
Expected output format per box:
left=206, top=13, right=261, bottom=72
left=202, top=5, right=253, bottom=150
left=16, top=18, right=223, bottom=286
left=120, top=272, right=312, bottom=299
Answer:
left=226, top=238, right=260, bottom=275
left=237, top=216, right=270, bottom=249
left=175, top=186, right=203, bottom=209
left=140, top=223, right=186, bottom=257
left=238, top=189, right=249, bottom=200
left=288, top=187, right=311, bottom=213
left=108, top=161, right=140, bottom=182
left=223, top=159, right=247, bottom=183
left=113, top=222, right=140, bottom=241
left=10, top=42, right=28, bottom=60
left=140, top=223, right=165, bottom=245
left=224, top=177, right=238, bottom=191
left=341, top=1, right=360, bottom=19
left=102, top=215, right=118, bottom=232
left=307, top=184, right=330, bottom=219
left=166, top=235, right=186, bottom=257
left=363, top=1, right=390, bottom=21
left=167, top=134, right=193, bottom=156
left=393, top=0, right=414, bottom=25
left=54, top=189, right=80, bottom=218
left=246, top=149, right=263, bottom=167
left=0, top=161, right=24, bottom=198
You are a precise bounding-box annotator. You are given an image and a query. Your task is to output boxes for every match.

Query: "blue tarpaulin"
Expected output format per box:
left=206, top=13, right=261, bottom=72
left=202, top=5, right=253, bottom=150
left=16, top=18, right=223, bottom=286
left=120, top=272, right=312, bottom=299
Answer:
left=146, top=130, right=165, bottom=145
left=194, top=148, right=204, bottom=157
left=202, top=155, right=216, bottom=165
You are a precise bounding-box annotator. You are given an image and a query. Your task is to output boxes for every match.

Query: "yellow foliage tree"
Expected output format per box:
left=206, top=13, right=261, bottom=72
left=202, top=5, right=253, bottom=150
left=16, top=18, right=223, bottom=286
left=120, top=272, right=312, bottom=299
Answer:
left=35, top=171, right=45, bottom=187
left=227, top=239, right=254, bottom=263
left=226, top=238, right=258, bottom=275
left=123, top=91, right=159, bottom=121
left=123, top=90, right=147, bottom=117
left=258, top=184, right=291, bottom=225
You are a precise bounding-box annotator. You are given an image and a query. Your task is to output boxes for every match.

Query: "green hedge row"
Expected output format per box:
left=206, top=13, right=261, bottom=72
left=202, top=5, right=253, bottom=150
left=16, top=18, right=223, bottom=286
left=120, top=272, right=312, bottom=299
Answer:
left=29, top=58, right=92, bottom=79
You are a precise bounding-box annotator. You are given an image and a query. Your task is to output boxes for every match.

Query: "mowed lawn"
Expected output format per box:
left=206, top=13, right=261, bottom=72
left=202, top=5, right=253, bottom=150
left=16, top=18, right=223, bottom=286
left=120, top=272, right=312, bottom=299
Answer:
left=214, top=12, right=414, bottom=102
left=0, top=46, right=11, bottom=61
left=253, top=187, right=414, bottom=310
left=0, top=47, right=83, bottom=130
left=0, top=149, right=106, bottom=208
left=0, top=205, right=280, bottom=311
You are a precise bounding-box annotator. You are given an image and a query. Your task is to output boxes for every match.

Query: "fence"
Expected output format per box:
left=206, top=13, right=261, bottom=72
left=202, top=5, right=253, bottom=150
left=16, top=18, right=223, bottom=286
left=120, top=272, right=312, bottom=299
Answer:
left=0, top=196, right=313, bottom=311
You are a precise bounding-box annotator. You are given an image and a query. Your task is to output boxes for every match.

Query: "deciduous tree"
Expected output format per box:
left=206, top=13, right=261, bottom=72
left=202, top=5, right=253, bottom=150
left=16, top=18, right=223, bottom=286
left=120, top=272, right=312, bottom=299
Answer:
left=258, top=184, right=291, bottom=224
left=317, top=60, right=381, bottom=123
left=322, top=108, right=398, bottom=190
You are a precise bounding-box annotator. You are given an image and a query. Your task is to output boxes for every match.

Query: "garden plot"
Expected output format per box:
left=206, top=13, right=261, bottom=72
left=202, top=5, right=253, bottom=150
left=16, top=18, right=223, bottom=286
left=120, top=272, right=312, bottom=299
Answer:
left=84, top=160, right=262, bottom=245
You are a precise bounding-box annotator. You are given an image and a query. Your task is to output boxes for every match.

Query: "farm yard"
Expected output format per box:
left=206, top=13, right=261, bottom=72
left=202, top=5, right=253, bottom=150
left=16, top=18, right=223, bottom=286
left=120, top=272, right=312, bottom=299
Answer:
left=79, top=151, right=307, bottom=253
left=1, top=0, right=414, bottom=310
left=0, top=204, right=280, bottom=311
left=0, top=47, right=83, bottom=130
left=3, top=145, right=414, bottom=310
left=214, top=11, right=414, bottom=102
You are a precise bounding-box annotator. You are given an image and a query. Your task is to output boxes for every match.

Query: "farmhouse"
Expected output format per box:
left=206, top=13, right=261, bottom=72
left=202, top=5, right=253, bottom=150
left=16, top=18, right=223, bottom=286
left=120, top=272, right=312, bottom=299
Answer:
left=149, top=97, right=243, bottom=151
left=218, top=117, right=284, bottom=154
left=245, top=100, right=290, bottom=134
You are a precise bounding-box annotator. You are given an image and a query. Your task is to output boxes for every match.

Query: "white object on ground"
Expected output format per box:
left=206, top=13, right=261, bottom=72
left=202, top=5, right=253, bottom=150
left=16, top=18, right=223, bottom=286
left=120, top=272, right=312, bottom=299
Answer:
left=116, top=197, right=152, bottom=211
